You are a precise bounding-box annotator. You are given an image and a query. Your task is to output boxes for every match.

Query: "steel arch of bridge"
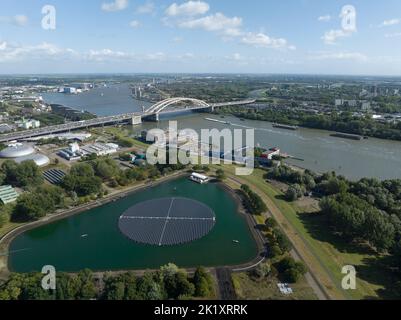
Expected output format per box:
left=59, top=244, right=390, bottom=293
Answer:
left=145, top=97, right=210, bottom=114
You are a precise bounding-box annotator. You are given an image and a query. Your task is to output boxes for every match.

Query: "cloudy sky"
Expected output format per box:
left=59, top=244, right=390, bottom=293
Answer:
left=1, top=0, right=401, bottom=75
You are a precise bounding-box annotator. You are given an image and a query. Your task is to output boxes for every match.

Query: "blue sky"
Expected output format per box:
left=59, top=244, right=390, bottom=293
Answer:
left=0, top=0, right=401, bottom=75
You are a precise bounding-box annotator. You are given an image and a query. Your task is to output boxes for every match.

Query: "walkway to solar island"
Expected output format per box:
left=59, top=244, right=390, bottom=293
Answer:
left=118, top=197, right=216, bottom=246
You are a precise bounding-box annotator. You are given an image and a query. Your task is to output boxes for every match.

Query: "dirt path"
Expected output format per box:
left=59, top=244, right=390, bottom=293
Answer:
left=226, top=175, right=332, bottom=300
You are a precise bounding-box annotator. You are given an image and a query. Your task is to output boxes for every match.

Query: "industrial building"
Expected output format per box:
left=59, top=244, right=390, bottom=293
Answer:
left=58, top=142, right=119, bottom=161
left=0, top=143, right=50, bottom=167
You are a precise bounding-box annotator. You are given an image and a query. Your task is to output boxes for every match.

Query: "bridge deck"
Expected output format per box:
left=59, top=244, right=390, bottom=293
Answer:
left=0, top=99, right=255, bottom=142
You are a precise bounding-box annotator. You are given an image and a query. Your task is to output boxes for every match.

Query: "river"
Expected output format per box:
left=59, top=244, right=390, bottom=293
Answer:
left=42, top=84, right=401, bottom=180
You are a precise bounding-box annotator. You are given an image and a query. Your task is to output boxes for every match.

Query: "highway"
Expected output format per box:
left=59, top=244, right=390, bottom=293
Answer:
left=0, top=99, right=255, bottom=143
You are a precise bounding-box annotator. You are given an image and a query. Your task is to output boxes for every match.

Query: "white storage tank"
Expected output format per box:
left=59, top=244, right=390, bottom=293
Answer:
left=0, top=143, right=35, bottom=158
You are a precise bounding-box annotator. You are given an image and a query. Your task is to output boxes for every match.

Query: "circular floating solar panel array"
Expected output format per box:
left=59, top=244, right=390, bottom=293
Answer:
left=118, top=197, right=216, bottom=246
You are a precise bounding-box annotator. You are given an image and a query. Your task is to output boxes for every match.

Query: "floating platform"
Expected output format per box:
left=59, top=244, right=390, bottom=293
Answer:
left=118, top=197, right=216, bottom=246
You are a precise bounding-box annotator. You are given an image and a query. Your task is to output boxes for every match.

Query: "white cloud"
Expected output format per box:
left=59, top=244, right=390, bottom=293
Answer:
left=86, top=49, right=129, bottom=62
left=166, top=1, right=210, bottom=17
left=136, top=2, right=155, bottom=14
left=231, top=53, right=243, bottom=61
left=322, top=29, right=355, bottom=45
left=241, top=32, right=295, bottom=50
left=318, top=15, right=331, bottom=22
left=145, top=52, right=166, bottom=61
left=129, top=20, right=141, bottom=28
left=164, top=3, right=294, bottom=50
left=310, top=51, right=368, bottom=62
left=381, top=19, right=400, bottom=27
left=101, top=0, right=129, bottom=12
left=178, top=13, right=242, bottom=36
left=385, top=32, right=401, bottom=38
left=172, top=36, right=184, bottom=43
left=169, top=11, right=294, bottom=50
left=0, top=41, right=7, bottom=51
left=0, top=42, right=77, bottom=63
left=0, top=15, right=28, bottom=27
left=178, top=52, right=195, bottom=59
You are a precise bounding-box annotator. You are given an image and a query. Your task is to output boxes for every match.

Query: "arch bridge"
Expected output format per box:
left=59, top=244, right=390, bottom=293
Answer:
left=145, top=97, right=211, bottom=114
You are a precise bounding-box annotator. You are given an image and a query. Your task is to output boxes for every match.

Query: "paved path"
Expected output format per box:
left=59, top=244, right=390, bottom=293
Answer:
left=216, top=268, right=237, bottom=300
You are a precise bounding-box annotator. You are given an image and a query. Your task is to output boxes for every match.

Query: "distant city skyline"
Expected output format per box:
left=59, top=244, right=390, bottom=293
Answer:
left=1, top=0, right=401, bottom=75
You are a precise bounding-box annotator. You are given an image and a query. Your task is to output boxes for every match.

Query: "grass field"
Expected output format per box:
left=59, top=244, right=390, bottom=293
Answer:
left=218, top=165, right=395, bottom=300
left=232, top=272, right=317, bottom=300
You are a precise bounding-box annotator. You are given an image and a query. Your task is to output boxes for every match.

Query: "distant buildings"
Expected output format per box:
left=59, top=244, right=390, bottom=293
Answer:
left=133, top=87, right=143, bottom=99
left=335, top=99, right=371, bottom=111
left=0, top=124, right=13, bottom=133
left=59, top=87, right=78, bottom=94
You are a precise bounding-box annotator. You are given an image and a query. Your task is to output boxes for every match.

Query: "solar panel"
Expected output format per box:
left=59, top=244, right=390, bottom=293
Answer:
left=118, top=197, right=216, bottom=246
left=43, top=169, right=66, bottom=185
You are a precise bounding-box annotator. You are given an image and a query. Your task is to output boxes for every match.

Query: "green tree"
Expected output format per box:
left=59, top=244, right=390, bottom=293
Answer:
left=62, top=163, right=102, bottom=197
left=215, top=169, right=226, bottom=181
left=92, top=158, right=121, bottom=180
left=285, top=184, right=303, bottom=201
left=193, top=267, right=214, bottom=297
left=253, top=263, right=271, bottom=279
left=1, top=160, right=43, bottom=188
left=277, top=257, right=307, bottom=283
left=76, top=269, right=97, bottom=300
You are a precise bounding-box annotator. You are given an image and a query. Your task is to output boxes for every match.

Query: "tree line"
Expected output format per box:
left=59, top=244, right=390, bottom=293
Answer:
left=240, top=184, right=267, bottom=215
left=218, top=107, right=401, bottom=142
left=0, top=264, right=215, bottom=301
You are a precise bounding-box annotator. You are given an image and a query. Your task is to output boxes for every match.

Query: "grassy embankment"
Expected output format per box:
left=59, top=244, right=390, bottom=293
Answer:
left=216, top=165, right=392, bottom=300
left=218, top=170, right=317, bottom=300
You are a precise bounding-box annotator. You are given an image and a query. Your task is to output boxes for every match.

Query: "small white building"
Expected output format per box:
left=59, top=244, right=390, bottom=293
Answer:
left=17, top=119, right=41, bottom=130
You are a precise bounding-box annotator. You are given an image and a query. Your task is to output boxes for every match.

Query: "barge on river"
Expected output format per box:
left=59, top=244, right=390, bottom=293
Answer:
left=272, top=123, right=299, bottom=131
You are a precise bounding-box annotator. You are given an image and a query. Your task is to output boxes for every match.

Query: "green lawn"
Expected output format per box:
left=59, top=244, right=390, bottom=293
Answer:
left=219, top=166, right=394, bottom=300
left=232, top=272, right=317, bottom=300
